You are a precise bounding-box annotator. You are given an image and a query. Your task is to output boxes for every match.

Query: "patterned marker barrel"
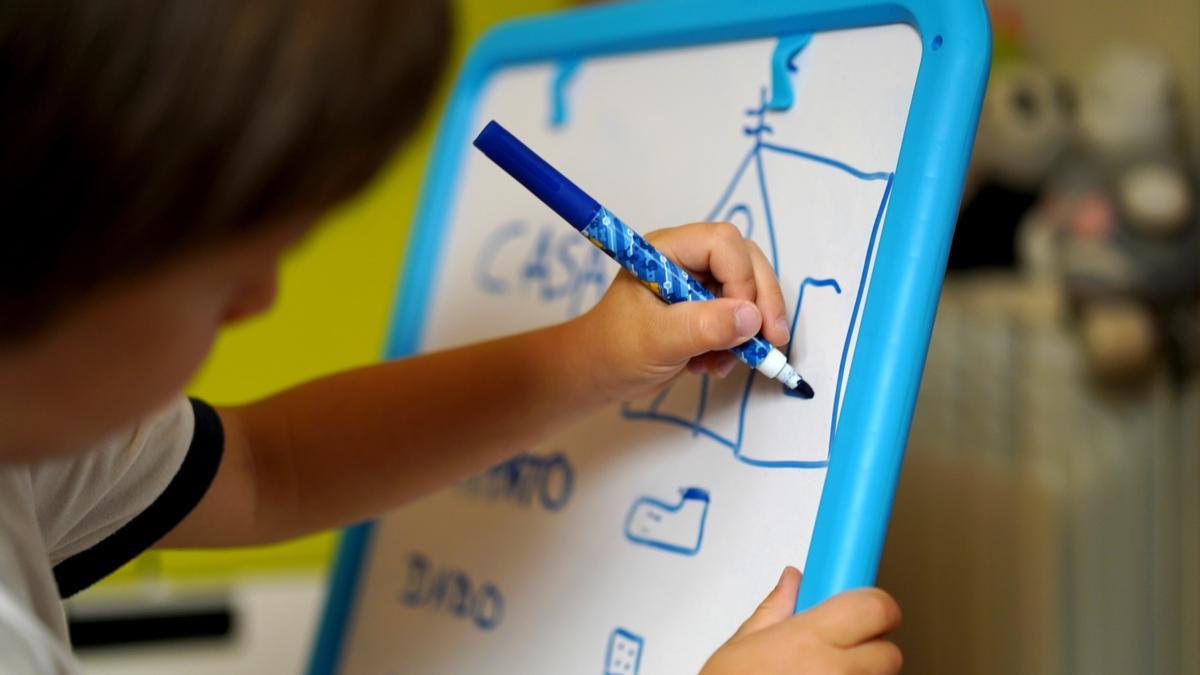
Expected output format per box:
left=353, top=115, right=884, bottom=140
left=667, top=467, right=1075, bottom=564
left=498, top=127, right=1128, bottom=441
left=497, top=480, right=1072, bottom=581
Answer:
left=581, top=207, right=773, bottom=367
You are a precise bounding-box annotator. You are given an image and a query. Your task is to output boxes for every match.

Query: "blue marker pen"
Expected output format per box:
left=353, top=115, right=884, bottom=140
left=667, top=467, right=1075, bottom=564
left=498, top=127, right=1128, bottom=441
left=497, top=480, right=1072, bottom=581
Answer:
left=473, top=120, right=813, bottom=398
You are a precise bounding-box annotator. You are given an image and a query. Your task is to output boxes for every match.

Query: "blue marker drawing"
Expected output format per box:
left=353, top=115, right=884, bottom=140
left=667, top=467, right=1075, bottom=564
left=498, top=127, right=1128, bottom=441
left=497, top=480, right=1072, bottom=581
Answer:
left=475, top=220, right=526, bottom=294
left=457, top=451, right=574, bottom=512
left=397, top=552, right=504, bottom=631
left=767, top=33, right=813, bottom=111
left=604, top=627, right=644, bottom=675
left=473, top=220, right=610, bottom=318
left=621, top=83, right=894, bottom=470
left=550, top=58, right=582, bottom=128
left=623, top=487, right=710, bottom=556
left=781, top=278, right=844, bottom=398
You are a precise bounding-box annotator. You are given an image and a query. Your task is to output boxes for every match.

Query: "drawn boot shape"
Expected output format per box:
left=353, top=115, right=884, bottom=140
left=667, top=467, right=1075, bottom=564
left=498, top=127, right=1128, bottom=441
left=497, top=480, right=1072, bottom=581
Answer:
left=623, top=487, right=710, bottom=556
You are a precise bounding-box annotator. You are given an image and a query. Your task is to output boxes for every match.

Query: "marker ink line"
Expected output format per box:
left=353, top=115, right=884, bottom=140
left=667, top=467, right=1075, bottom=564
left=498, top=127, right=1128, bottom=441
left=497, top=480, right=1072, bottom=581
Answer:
left=472, top=120, right=813, bottom=397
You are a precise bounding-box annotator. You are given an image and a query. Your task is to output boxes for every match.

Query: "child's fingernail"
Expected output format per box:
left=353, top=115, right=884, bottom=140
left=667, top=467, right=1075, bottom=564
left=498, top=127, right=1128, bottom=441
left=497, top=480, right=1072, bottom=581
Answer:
left=735, top=304, right=759, bottom=337
left=773, top=317, right=790, bottom=340
left=716, top=357, right=737, bottom=378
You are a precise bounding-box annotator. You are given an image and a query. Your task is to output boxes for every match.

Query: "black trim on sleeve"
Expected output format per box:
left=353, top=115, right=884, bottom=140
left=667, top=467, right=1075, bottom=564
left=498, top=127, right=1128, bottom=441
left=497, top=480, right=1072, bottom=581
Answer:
left=54, top=398, right=225, bottom=598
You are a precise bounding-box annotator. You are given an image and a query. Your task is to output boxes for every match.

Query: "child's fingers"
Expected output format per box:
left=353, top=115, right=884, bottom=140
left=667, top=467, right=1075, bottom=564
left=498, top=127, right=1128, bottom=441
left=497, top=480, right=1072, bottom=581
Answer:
left=686, top=354, right=718, bottom=375
left=651, top=298, right=761, bottom=363
left=687, top=352, right=738, bottom=378
left=711, top=352, right=737, bottom=377
left=646, top=223, right=790, bottom=347
left=803, top=588, right=902, bottom=647
left=732, top=566, right=802, bottom=638
left=846, top=640, right=904, bottom=675
left=746, top=241, right=790, bottom=345
left=646, top=223, right=757, bottom=302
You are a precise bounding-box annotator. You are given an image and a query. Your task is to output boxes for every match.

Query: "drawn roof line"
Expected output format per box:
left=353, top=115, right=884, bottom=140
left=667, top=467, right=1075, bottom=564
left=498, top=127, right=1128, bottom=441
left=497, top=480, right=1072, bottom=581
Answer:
left=758, top=142, right=893, bottom=181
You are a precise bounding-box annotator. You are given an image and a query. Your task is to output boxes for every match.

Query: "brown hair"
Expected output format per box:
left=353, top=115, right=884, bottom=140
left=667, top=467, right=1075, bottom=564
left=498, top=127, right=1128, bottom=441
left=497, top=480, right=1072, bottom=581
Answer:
left=1, top=0, right=450, bottom=339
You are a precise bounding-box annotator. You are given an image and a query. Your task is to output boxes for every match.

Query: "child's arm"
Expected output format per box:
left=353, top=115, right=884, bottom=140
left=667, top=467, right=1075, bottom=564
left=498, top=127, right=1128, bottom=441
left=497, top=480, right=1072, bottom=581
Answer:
left=702, top=567, right=903, bottom=675
left=159, top=221, right=791, bottom=546
left=159, top=221, right=904, bottom=673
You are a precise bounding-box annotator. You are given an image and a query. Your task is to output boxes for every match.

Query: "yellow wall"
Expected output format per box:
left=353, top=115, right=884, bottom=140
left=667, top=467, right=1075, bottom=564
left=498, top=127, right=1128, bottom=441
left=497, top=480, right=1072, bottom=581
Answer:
left=100, top=0, right=572, bottom=585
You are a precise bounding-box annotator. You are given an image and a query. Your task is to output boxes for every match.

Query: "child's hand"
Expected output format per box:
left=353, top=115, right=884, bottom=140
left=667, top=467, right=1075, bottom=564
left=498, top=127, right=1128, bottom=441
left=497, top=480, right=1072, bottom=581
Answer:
left=572, top=221, right=791, bottom=402
left=701, top=567, right=903, bottom=675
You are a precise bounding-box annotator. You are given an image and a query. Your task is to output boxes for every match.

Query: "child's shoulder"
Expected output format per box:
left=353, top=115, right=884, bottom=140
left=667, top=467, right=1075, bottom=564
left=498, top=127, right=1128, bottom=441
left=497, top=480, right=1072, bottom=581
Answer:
left=18, top=397, right=223, bottom=595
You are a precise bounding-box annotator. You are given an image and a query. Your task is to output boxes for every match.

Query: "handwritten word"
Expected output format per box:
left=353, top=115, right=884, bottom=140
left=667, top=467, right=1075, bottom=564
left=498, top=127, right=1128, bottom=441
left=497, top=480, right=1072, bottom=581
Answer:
left=398, top=551, right=504, bottom=631
left=475, top=221, right=610, bottom=318
left=458, top=451, right=574, bottom=512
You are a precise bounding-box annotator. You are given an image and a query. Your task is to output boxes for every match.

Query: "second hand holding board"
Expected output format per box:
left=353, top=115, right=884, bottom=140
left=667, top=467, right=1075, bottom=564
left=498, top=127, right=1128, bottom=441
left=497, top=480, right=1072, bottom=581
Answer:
left=473, top=120, right=814, bottom=398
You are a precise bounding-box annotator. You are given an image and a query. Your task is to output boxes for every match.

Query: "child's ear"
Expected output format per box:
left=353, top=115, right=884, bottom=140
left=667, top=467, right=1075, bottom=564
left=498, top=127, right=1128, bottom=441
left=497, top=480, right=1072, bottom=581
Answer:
left=221, top=268, right=279, bottom=326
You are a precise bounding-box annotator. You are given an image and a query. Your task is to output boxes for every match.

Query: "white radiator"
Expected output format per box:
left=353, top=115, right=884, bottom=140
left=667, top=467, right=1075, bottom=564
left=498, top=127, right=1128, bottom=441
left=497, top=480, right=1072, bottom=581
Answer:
left=878, top=276, right=1200, bottom=675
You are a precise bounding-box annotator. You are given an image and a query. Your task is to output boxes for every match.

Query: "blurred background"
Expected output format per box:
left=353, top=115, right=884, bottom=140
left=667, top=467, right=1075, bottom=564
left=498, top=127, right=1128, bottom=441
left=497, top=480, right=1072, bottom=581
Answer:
left=880, top=3, right=1199, bottom=675
left=71, top=1, right=1199, bottom=673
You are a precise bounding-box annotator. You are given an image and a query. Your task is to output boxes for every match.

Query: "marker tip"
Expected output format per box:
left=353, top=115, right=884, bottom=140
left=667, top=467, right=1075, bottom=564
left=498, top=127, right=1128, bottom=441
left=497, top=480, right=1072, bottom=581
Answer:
left=794, top=379, right=815, bottom=399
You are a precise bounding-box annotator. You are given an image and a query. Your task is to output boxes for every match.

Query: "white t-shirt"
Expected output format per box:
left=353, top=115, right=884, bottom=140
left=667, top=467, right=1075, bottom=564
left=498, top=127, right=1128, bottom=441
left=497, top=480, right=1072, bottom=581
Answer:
left=0, top=397, right=224, bottom=674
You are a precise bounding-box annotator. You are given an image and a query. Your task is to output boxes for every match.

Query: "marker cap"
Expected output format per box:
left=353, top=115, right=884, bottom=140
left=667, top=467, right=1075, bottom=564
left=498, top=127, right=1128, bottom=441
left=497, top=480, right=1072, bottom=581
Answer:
left=473, top=120, right=601, bottom=230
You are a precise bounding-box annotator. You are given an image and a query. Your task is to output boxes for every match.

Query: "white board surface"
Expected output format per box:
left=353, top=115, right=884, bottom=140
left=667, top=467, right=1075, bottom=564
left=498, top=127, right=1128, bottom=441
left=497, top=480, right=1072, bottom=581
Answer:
left=342, top=24, right=920, bottom=675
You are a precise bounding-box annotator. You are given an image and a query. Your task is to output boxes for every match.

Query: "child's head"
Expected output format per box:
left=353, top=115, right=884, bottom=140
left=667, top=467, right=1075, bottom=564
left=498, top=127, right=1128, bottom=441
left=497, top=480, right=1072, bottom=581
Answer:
left=0, top=0, right=450, bottom=459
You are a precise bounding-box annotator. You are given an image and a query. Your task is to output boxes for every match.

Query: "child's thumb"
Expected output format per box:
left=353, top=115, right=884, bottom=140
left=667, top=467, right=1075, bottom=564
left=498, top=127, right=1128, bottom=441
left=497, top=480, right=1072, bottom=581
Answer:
left=656, top=299, right=761, bottom=362
left=732, top=566, right=802, bottom=638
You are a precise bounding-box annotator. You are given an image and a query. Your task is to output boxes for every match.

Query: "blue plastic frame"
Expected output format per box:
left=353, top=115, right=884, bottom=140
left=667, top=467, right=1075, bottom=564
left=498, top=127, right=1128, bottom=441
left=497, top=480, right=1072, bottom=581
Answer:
left=309, top=1, right=989, bottom=671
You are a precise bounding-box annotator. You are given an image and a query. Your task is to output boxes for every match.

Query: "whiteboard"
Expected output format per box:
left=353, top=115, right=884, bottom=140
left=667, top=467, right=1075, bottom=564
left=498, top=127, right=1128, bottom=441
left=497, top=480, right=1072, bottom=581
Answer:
left=313, top=1, right=990, bottom=673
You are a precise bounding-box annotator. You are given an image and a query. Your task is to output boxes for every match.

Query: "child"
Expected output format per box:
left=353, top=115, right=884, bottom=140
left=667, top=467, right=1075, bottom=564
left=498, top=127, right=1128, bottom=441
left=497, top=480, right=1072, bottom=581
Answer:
left=0, top=1, right=902, bottom=672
